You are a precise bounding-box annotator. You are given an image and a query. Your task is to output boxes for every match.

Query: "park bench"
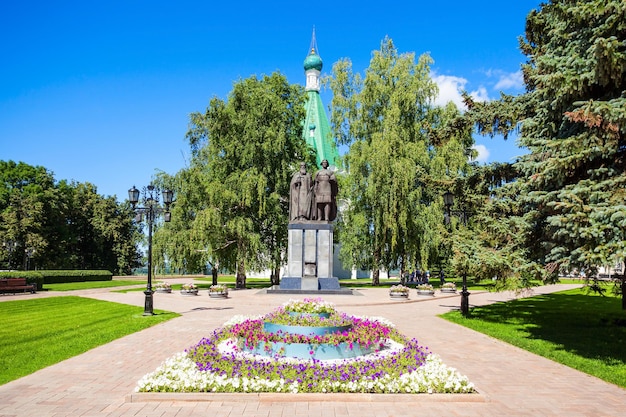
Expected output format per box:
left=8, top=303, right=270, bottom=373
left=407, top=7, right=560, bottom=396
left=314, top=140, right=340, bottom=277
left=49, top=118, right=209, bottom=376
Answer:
left=0, top=278, right=36, bottom=294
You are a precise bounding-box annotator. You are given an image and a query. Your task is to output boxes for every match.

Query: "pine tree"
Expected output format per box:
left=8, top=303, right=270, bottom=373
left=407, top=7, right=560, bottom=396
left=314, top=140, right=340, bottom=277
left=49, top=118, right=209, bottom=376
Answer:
left=468, top=0, right=626, bottom=306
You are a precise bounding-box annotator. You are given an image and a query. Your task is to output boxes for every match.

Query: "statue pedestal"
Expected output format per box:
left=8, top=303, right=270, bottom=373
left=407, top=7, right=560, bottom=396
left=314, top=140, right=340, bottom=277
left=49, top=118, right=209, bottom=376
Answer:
left=280, top=222, right=340, bottom=291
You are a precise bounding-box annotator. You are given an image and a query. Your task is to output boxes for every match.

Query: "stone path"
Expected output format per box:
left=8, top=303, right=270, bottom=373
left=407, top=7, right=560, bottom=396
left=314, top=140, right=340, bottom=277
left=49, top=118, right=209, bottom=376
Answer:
left=0, top=282, right=624, bottom=416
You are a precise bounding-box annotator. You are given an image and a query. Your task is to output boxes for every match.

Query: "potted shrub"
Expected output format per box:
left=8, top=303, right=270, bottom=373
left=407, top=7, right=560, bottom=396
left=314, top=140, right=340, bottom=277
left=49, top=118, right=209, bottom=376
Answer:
left=208, top=284, right=228, bottom=298
left=440, top=282, right=457, bottom=293
left=154, top=282, right=172, bottom=293
left=180, top=283, right=198, bottom=295
left=416, top=283, right=435, bottom=296
left=389, top=284, right=410, bottom=299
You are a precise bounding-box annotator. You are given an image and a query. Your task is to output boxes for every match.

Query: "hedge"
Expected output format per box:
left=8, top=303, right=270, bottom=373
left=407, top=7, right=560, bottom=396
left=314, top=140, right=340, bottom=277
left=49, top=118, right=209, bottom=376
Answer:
left=0, top=271, right=44, bottom=290
left=0, top=270, right=112, bottom=289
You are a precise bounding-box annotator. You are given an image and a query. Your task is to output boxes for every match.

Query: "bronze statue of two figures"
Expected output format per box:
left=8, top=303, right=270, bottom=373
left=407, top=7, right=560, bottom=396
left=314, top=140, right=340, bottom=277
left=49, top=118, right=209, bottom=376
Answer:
left=289, top=160, right=337, bottom=223
left=276, top=159, right=344, bottom=293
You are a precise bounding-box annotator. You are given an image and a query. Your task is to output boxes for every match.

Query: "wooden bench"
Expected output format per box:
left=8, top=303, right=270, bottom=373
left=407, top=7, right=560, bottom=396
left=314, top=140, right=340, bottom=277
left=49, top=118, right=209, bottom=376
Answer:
left=0, top=278, right=36, bottom=294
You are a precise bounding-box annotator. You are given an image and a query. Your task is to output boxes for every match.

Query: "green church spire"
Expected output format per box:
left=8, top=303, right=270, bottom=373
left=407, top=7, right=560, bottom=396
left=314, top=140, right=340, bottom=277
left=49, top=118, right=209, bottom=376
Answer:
left=302, top=29, right=340, bottom=170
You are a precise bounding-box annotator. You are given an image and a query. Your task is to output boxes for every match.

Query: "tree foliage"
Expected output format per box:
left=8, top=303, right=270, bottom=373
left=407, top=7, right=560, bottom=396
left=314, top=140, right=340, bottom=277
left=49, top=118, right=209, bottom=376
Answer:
left=158, top=72, right=313, bottom=287
left=507, top=0, right=626, bottom=274
left=0, top=160, right=138, bottom=274
left=464, top=1, right=626, bottom=302
left=328, top=37, right=473, bottom=284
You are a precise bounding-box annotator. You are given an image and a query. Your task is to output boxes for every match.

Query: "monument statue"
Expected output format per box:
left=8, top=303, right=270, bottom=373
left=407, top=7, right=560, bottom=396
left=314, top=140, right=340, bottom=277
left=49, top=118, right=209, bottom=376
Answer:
left=313, top=159, right=337, bottom=221
left=289, top=162, right=313, bottom=222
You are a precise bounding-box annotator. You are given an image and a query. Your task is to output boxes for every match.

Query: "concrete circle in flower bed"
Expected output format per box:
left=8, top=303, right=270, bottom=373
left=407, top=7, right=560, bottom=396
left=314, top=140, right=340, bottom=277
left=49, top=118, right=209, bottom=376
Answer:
left=243, top=340, right=379, bottom=360
left=263, top=322, right=352, bottom=336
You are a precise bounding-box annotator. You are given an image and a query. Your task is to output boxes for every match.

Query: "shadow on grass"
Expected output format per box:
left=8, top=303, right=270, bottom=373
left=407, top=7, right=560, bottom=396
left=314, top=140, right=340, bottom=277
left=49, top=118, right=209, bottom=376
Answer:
left=443, top=290, right=626, bottom=386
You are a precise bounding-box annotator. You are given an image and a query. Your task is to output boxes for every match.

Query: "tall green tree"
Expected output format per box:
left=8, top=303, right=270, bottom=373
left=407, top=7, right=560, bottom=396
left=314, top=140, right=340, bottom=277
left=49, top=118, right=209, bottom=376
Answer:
left=468, top=0, right=626, bottom=305
left=0, top=161, right=56, bottom=270
left=444, top=162, right=543, bottom=290
left=0, top=160, right=138, bottom=274
left=168, top=72, right=312, bottom=287
left=328, top=37, right=472, bottom=284
left=517, top=0, right=626, bottom=273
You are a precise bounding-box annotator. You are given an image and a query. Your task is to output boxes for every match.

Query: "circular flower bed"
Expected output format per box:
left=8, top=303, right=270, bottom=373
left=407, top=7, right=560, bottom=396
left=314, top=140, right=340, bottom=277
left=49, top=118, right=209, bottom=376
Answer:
left=135, top=299, right=475, bottom=394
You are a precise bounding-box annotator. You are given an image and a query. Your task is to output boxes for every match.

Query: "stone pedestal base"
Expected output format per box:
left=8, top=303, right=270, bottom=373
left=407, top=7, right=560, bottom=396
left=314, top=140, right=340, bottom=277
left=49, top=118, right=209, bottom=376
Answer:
left=280, top=222, right=340, bottom=291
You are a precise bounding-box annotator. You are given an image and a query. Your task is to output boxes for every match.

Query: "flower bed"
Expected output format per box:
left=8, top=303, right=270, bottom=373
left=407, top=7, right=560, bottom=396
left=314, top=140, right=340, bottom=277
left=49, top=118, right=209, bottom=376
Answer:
left=135, top=299, right=475, bottom=394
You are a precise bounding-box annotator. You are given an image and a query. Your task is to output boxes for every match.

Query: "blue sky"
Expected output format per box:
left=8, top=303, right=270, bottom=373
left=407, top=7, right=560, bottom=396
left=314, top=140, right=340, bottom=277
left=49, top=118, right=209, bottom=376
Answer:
left=1, top=0, right=540, bottom=201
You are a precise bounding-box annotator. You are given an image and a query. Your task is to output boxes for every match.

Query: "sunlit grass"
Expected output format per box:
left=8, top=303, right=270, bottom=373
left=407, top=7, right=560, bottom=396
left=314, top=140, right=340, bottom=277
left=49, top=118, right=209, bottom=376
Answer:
left=441, top=287, right=626, bottom=388
left=0, top=296, right=179, bottom=385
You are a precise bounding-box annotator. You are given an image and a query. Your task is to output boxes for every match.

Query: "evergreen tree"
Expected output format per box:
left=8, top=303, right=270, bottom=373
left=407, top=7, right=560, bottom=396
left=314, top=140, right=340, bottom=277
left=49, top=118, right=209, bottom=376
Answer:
left=467, top=0, right=626, bottom=305
left=519, top=0, right=626, bottom=284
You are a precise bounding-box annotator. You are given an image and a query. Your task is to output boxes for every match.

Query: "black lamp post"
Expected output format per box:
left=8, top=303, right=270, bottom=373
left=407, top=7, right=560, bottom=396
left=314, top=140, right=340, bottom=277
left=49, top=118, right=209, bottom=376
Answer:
left=2, top=240, right=16, bottom=270
left=25, top=248, right=35, bottom=271
left=128, top=185, right=174, bottom=316
left=443, top=191, right=471, bottom=316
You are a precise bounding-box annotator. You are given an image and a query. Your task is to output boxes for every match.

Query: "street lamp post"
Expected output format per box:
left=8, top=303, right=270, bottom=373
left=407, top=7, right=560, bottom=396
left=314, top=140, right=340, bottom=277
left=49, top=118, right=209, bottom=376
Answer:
left=2, top=240, right=16, bottom=270
left=24, top=248, right=35, bottom=271
left=128, top=185, right=174, bottom=316
left=443, top=191, right=471, bottom=316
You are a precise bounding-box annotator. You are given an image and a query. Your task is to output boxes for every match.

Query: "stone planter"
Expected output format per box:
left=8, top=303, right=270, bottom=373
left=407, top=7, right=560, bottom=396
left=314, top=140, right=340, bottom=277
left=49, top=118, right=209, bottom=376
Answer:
left=155, top=288, right=172, bottom=293
left=389, top=292, right=409, bottom=299
left=180, top=289, right=199, bottom=296
left=416, top=290, right=435, bottom=296
left=208, top=291, right=228, bottom=298
left=440, top=288, right=456, bottom=294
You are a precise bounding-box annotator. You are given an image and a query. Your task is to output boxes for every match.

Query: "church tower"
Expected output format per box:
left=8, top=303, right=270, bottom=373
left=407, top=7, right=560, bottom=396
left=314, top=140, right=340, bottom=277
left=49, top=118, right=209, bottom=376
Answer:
left=302, top=29, right=340, bottom=170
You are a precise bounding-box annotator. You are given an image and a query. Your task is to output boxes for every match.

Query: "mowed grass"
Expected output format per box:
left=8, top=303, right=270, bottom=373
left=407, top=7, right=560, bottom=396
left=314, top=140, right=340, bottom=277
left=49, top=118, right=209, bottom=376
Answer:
left=0, top=296, right=179, bottom=385
left=441, top=287, right=626, bottom=388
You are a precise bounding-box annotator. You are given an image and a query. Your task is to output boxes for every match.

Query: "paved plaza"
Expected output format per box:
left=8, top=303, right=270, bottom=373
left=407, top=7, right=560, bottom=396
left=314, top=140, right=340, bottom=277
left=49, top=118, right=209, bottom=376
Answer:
left=0, top=281, right=624, bottom=416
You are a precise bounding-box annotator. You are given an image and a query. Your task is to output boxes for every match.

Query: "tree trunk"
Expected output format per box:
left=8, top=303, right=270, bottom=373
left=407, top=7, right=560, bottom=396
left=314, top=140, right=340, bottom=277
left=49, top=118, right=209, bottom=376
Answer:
left=371, top=250, right=381, bottom=286
left=622, top=271, right=626, bottom=311
left=270, top=266, right=280, bottom=286
left=236, top=260, right=246, bottom=289
left=372, top=269, right=380, bottom=286
left=622, top=258, right=625, bottom=311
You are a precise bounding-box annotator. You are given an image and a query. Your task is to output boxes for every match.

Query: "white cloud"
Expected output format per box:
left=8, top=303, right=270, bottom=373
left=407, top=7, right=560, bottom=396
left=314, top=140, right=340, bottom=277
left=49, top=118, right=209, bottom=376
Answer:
left=471, top=144, right=490, bottom=163
left=494, top=70, right=524, bottom=90
left=432, top=74, right=490, bottom=109
left=469, top=86, right=489, bottom=102
left=432, top=74, right=467, bottom=108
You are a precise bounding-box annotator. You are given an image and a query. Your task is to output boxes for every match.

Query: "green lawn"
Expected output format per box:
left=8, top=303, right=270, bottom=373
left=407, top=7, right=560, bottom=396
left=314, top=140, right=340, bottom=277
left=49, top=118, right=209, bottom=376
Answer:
left=0, top=296, right=179, bottom=385
left=441, top=287, right=626, bottom=388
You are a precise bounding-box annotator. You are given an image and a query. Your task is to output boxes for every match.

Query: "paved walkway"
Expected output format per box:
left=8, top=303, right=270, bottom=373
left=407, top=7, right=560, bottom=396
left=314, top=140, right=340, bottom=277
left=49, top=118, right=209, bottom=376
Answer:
left=0, top=282, right=624, bottom=417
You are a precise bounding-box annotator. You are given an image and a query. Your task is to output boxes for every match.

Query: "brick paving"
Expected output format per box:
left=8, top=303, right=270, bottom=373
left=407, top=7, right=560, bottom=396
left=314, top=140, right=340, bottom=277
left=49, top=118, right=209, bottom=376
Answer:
left=0, top=282, right=624, bottom=416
